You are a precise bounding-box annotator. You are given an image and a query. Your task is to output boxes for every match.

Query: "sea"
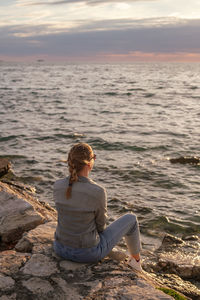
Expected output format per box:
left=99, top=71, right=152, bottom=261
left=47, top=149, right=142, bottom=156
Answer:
left=0, top=61, right=200, bottom=250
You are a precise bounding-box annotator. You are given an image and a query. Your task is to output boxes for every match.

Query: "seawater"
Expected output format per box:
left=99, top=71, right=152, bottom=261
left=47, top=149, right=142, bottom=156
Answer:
left=0, top=62, right=200, bottom=249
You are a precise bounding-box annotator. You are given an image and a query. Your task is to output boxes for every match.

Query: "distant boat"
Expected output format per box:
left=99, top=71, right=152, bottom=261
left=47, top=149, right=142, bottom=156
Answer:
left=37, top=59, right=44, bottom=62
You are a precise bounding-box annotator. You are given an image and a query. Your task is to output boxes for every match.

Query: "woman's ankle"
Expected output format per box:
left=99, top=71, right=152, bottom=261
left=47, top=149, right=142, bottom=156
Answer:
left=131, top=253, right=140, bottom=262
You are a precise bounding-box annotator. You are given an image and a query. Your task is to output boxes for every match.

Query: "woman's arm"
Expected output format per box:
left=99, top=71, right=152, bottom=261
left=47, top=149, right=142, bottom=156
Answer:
left=95, top=188, right=108, bottom=233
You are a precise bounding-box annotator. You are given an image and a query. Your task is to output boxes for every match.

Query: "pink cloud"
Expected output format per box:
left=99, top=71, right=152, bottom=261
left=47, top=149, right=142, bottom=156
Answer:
left=96, top=51, right=200, bottom=62
left=1, top=52, right=200, bottom=63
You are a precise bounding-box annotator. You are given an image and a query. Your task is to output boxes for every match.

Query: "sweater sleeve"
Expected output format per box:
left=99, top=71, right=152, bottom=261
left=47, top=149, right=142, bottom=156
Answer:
left=95, top=187, right=108, bottom=233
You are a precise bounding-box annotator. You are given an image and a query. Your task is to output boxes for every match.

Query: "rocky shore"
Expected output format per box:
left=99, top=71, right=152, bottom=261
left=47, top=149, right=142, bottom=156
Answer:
left=0, top=159, right=199, bottom=300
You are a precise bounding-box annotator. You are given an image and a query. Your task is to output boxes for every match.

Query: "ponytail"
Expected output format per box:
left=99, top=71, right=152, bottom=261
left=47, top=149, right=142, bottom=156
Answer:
left=66, top=180, right=73, bottom=199
left=66, top=165, right=78, bottom=199
left=66, top=143, right=93, bottom=199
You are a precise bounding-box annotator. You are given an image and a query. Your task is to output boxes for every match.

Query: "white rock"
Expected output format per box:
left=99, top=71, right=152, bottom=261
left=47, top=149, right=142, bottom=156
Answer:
left=0, top=182, right=44, bottom=243
left=52, top=277, right=83, bottom=300
left=104, top=278, right=174, bottom=300
left=22, top=277, right=54, bottom=294
left=59, top=260, right=86, bottom=271
left=22, top=254, right=58, bottom=276
left=104, top=276, right=126, bottom=288
left=15, top=221, right=56, bottom=253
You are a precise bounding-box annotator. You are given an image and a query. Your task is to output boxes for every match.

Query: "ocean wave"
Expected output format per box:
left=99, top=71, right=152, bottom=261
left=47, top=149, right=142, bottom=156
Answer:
left=189, top=86, right=198, bottom=90
left=191, top=96, right=200, bottom=99
left=100, top=110, right=121, bottom=114
left=0, top=135, right=26, bottom=142
left=127, top=88, right=145, bottom=91
left=108, top=198, right=153, bottom=217
left=104, top=92, right=119, bottom=96
left=141, top=215, right=200, bottom=236
left=144, top=93, right=155, bottom=98
left=54, top=133, right=85, bottom=139
left=98, top=163, right=185, bottom=192
left=88, top=137, right=170, bottom=153
left=30, top=133, right=84, bottom=142
left=88, top=138, right=147, bottom=152
left=0, top=154, right=27, bottom=159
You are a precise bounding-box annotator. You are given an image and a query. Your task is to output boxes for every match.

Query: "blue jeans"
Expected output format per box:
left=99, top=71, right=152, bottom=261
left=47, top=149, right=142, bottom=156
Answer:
left=53, top=213, right=141, bottom=263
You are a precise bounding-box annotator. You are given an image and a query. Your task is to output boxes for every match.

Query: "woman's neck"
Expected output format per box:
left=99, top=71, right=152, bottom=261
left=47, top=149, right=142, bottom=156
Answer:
left=78, top=166, right=90, bottom=178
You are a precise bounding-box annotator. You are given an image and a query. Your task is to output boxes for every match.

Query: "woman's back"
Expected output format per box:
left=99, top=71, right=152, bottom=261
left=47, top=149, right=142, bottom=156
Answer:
left=54, top=175, right=107, bottom=248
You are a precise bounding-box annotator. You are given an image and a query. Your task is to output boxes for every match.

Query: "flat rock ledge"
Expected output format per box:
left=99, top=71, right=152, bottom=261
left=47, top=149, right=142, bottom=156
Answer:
left=0, top=247, right=175, bottom=300
left=0, top=181, right=174, bottom=300
left=0, top=179, right=199, bottom=299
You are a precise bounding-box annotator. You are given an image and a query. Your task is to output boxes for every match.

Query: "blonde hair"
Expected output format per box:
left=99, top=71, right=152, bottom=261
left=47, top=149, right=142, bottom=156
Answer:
left=66, top=143, right=93, bottom=199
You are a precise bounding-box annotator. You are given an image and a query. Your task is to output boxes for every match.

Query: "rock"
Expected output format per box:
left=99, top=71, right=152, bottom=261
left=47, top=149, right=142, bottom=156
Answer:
left=22, top=277, right=54, bottom=294
left=59, top=260, right=87, bottom=271
left=77, top=280, right=103, bottom=293
left=21, top=253, right=59, bottom=276
left=155, top=273, right=200, bottom=300
left=15, top=221, right=57, bottom=253
left=14, top=239, right=32, bottom=253
left=0, top=294, right=16, bottom=300
left=157, top=234, right=200, bottom=280
left=51, top=277, right=83, bottom=300
left=133, top=278, right=173, bottom=300
left=0, top=243, right=192, bottom=300
left=158, top=234, right=185, bottom=253
left=142, top=233, right=200, bottom=298
left=158, top=252, right=197, bottom=278
left=182, top=235, right=199, bottom=241
left=0, top=159, right=11, bottom=178
left=170, top=156, right=200, bottom=165
left=86, top=277, right=173, bottom=300
left=193, top=264, right=200, bottom=278
left=176, top=264, right=193, bottom=278
left=0, top=182, right=45, bottom=244
left=0, top=181, right=56, bottom=246
left=0, top=274, right=15, bottom=291
left=1, top=180, right=36, bottom=195
left=160, top=234, right=184, bottom=249
left=0, top=250, right=30, bottom=275
left=0, top=209, right=44, bottom=244
left=104, top=276, right=129, bottom=288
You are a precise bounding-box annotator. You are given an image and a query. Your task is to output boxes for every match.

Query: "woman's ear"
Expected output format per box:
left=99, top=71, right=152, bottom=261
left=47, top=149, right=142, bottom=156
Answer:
left=88, top=161, right=93, bottom=171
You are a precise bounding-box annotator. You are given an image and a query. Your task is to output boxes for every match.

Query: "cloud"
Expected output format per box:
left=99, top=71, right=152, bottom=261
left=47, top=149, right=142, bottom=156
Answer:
left=71, top=17, right=188, bottom=32
left=0, top=18, right=200, bottom=60
left=99, top=51, right=200, bottom=62
left=1, top=17, right=198, bottom=36
left=17, top=0, right=157, bottom=6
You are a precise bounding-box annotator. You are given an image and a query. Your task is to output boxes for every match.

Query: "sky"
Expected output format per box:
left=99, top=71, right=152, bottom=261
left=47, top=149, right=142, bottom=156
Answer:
left=0, top=0, right=200, bottom=62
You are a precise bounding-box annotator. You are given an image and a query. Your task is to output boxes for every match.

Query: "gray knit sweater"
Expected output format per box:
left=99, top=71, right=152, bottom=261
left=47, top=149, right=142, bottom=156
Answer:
left=53, top=176, right=107, bottom=248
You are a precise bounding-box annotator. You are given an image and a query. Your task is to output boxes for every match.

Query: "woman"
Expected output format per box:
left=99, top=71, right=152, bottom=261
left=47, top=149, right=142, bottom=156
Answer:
left=53, top=142, right=142, bottom=271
